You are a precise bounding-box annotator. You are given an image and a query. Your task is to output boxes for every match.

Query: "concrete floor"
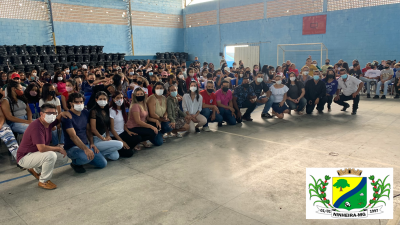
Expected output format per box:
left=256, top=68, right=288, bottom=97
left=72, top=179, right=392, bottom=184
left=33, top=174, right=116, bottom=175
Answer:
left=0, top=96, right=400, bottom=225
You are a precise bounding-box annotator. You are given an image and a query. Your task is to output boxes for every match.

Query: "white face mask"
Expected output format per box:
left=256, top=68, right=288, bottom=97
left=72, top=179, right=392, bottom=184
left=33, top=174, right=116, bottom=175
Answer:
left=178, top=75, right=184, bottom=79
left=189, top=73, right=194, bottom=77
left=190, top=86, right=197, bottom=92
left=312, top=64, right=317, bottom=67
left=44, top=114, right=57, bottom=124
left=256, top=78, right=263, bottom=83
left=115, top=99, right=123, bottom=106
left=290, top=77, right=296, bottom=81
left=66, top=70, right=70, bottom=73
left=303, top=71, right=309, bottom=75
left=58, top=77, right=63, bottom=81
left=32, top=73, right=37, bottom=76
left=74, top=104, right=84, bottom=112
left=129, top=72, right=134, bottom=75
left=240, top=74, right=243, bottom=78
left=155, top=89, right=164, bottom=96
left=97, top=100, right=107, bottom=107
left=276, top=80, right=282, bottom=85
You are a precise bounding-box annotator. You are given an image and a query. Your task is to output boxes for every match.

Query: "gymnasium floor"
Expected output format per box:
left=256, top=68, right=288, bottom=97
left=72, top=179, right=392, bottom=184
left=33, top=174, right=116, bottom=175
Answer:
left=0, top=96, right=399, bottom=225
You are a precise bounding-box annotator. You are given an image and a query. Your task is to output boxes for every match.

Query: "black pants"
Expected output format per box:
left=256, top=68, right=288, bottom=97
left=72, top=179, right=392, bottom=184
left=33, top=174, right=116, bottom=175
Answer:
left=128, top=127, right=157, bottom=142
left=235, top=99, right=257, bottom=123
left=326, top=95, right=333, bottom=109
left=306, top=97, right=327, bottom=114
left=112, top=131, right=143, bottom=157
left=395, top=79, right=400, bottom=95
left=334, top=94, right=360, bottom=112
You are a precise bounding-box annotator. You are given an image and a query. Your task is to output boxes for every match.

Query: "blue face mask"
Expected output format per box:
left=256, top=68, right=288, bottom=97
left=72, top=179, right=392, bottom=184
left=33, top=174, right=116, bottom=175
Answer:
left=341, top=74, right=348, bottom=79
left=149, top=72, right=153, bottom=76
left=313, top=75, right=320, bottom=80
left=170, top=91, right=177, bottom=97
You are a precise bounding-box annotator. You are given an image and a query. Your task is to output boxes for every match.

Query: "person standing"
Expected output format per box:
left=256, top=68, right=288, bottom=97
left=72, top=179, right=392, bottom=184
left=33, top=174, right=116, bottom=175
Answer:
left=321, top=59, right=333, bottom=75
left=304, top=70, right=327, bottom=114
left=334, top=69, right=364, bottom=115
left=17, top=103, right=71, bottom=189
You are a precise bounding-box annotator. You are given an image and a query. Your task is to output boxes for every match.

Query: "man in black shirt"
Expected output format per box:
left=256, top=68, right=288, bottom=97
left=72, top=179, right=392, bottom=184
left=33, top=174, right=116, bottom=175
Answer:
left=304, top=70, right=327, bottom=114
left=251, top=72, right=273, bottom=118
left=349, top=63, right=362, bottom=79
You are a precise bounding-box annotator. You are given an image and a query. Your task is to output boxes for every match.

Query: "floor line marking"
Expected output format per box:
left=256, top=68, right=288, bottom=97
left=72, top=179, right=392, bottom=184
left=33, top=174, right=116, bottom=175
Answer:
left=213, top=130, right=400, bottom=169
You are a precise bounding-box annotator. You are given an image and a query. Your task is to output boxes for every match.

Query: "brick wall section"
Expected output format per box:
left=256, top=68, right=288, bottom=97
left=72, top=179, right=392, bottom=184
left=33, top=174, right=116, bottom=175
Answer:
left=267, top=0, right=323, bottom=18
left=328, top=0, right=400, bottom=11
left=52, top=0, right=127, bottom=10
left=52, top=3, right=128, bottom=25
left=0, top=0, right=48, bottom=21
left=131, top=0, right=183, bottom=15
left=131, top=11, right=183, bottom=28
left=219, top=3, right=264, bottom=24
left=185, top=10, right=217, bottom=28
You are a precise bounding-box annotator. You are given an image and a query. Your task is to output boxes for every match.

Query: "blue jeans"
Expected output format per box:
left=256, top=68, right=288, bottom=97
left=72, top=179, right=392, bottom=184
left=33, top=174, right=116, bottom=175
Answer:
left=150, top=121, right=173, bottom=146
left=359, top=77, right=376, bottom=94
left=8, top=115, right=29, bottom=134
left=93, top=134, right=123, bottom=160
left=66, top=144, right=107, bottom=168
left=51, top=128, right=65, bottom=145
left=256, top=96, right=274, bottom=114
left=376, top=80, right=392, bottom=96
left=218, top=107, right=236, bottom=125
left=200, top=108, right=223, bottom=127
left=0, top=123, right=18, bottom=159
left=286, top=97, right=307, bottom=111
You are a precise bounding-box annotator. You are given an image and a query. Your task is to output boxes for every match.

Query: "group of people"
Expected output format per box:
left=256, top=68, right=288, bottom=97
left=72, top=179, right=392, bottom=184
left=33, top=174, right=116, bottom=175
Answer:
left=1, top=56, right=398, bottom=190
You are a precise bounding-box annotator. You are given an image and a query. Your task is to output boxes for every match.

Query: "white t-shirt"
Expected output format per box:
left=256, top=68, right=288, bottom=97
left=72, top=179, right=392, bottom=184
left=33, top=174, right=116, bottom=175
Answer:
left=38, top=97, right=60, bottom=107
left=132, top=85, right=148, bottom=95
left=338, top=76, right=362, bottom=96
left=109, top=109, right=124, bottom=136
left=270, top=85, right=289, bottom=103
left=364, top=69, right=381, bottom=78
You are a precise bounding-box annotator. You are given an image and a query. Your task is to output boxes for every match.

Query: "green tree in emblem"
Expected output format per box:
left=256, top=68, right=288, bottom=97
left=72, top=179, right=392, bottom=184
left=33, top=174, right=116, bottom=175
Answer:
left=333, top=179, right=350, bottom=191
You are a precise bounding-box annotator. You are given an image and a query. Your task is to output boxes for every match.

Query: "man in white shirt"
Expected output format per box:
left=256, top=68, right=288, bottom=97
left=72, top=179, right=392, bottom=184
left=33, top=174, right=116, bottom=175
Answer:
left=360, top=64, right=380, bottom=98
left=334, top=69, right=364, bottom=115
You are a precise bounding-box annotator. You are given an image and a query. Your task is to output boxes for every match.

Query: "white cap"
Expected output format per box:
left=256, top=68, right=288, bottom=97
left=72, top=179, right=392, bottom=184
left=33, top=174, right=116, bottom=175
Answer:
left=82, top=65, right=87, bottom=69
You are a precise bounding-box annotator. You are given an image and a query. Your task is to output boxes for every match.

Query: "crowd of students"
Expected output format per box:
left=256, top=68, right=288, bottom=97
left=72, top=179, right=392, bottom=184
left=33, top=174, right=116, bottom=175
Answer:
left=1, top=56, right=399, bottom=190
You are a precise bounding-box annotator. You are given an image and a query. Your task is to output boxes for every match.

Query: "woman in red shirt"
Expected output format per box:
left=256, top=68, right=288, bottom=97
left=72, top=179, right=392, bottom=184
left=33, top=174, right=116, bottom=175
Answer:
left=61, top=79, right=77, bottom=111
left=185, top=67, right=199, bottom=91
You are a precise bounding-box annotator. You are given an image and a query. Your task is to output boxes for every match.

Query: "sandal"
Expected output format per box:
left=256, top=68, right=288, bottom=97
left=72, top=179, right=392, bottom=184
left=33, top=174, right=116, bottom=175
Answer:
left=134, top=145, right=142, bottom=151
left=142, top=141, right=152, bottom=148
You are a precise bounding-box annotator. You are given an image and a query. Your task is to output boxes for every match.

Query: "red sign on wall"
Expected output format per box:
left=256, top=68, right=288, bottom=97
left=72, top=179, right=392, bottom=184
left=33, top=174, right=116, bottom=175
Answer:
left=302, top=15, right=327, bottom=35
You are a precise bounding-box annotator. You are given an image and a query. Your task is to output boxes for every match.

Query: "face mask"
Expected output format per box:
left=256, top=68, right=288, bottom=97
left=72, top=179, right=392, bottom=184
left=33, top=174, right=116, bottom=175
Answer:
left=233, top=65, right=236, bottom=68
left=254, top=69, right=259, bottom=72
left=172, top=80, right=177, bottom=84
left=207, top=88, right=213, bottom=93
left=74, top=104, right=84, bottom=112
left=190, top=86, right=197, bottom=92
left=327, top=75, right=334, bottom=79
left=242, top=83, right=249, bottom=88
left=155, top=89, right=164, bottom=95
left=115, top=99, right=123, bottom=106
left=385, top=67, right=390, bottom=69
left=49, top=91, right=55, bottom=96
left=66, top=70, right=70, bottom=73
left=312, top=64, right=317, bottom=67
left=178, top=75, right=184, bottom=79
left=136, top=95, right=145, bottom=102
left=15, top=89, right=24, bottom=96
left=240, top=74, right=243, bottom=78
left=30, top=91, right=37, bottom=96
left=32, top=73, right=37, bottom=76
left=129, top=72, right=134, bottom=75
left=149, top=72, right=153, bottom=76
left=44, top=114, right=57, bottom=124
left=137, top=81, right=143, bottom=86
left=222, top=87, right=229, bottom=92
left=2, top=78, right=7, bottom=81
left=275, top=80, right=282, bottom=85
left=162, top=78, right=168, bottom=83
left=45, top=78, right=51, bottom=82
left=170, top=91, right=177, bottom=97
left=268, top=75, right=274, bottom=79
left=290, top=77, right=296, bottom=81
left=325, top=62, right=329, bottom=65
left=303, top=71, right=309, bottom=75
left=58, top=77, right=63, bottom=81
left=132, top=79, right=137, bottom=83
left=189, top=73, right=194, bottom=77
left=256, top=78, right=263, bottom=83
left=341, top=74, right=348, bottom=79
left=66, top=86, right=73, bottom=92
left=88, top=80, right=94, bottom=84
left=313, top=75, right=320, bottom=80
left=97, top=100, right=107, bottom=107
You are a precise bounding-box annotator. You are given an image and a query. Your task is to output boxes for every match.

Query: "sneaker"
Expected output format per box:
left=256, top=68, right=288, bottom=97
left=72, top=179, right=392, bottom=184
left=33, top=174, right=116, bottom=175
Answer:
left=218, top=122, right=223, bottom=127
left=70, top=163, right=86, bottom=173
left=367, top=94, right=371, bottom=98
left=394, top=94, right=399, bottom=99
left=373, top=95, right=379, bottom=99
left=242, top=117, right=253, bottom=121
left=261, top=113, right=273, bottom=118
left=351, top=111, right=357, bottom=115
left=341, top=105, right=349, bottom=112
left=176, top=133, right=183, bottom=138
left=195, top=127, right=200, bottom=132
left=318, top=110, right=323, bottom=114
left=203, top=126, right=211, bottom=132
left=381, top=95, right=386, bottom=99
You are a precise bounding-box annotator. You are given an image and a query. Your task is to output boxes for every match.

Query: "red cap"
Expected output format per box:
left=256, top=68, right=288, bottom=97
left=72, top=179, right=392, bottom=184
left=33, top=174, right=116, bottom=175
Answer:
left=11, top=73, right=20, bottom=79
